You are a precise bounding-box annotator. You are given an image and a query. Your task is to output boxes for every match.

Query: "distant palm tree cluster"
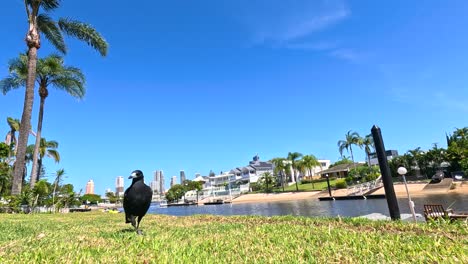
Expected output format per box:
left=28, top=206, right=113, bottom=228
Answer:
left=337, top=128, right=467, bottom=179
left=337, top=130, right=375, bottom=166
left=0, top=0, right=108, bottom=197
left=269, top=152, right=321, bottom=192
left=388, top=127, right=467, bottom=178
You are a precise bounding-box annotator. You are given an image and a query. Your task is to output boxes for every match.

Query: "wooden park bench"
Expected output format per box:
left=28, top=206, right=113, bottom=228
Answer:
left=423, top=204, right=468, bottom=222
left=423, top=204, right=451, bottom=221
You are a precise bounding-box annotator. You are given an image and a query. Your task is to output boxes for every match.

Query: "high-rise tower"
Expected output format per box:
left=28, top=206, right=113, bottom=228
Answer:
left=152, top=170, right=165, bottom=194
left=180, top=170, right=186, bottom=184
left=115, top=176, right=124, bottom=197
left=170, top=176, right=177, bottom=188
left=85, top=180, right=95, bottom=194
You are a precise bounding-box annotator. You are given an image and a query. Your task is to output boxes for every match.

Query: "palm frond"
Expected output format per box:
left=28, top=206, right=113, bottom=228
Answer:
left=7, top=117, right=21, bottom=131
left=37, top=0, right=61, bottom=11
left=58, top=18, right=108, bottom=56
left=45, top=140, right=59, bottom=149
left=53, top=77, right=86, bottom=98
left=0, top=76, right=26, bottom=95
left=46, top=149, right=60, bottom=163
left=37, top=14, right=66, bottom=54
left=8, top=55, right=29, bottom=77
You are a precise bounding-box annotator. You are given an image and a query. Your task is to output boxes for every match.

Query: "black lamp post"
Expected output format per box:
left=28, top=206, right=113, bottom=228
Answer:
left=325, top=174, right=332, bottom=197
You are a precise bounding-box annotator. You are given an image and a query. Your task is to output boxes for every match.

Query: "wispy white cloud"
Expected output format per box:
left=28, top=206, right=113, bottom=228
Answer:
left=433, top=92, right=468, bottom=113
left=285, top=41, right=338, bottom=51
left=237, top=0, right=350, bottom=45
left=329, top=48, right=362, bottom=63
left=230, top=1, right=365, bottom=63
left=284, top=42, right=364, bottom=63
left=274, top=7, right=350, bottom=42
left=387, top=86, right=468, bottom=113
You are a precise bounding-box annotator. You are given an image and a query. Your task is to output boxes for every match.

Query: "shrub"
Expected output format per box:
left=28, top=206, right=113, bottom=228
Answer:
left=300, top=179, right=312, bottom=184
left=335, top=179, right=347, bottom=189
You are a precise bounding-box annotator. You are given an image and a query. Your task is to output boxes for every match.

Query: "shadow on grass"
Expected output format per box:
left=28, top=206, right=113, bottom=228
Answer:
left=119, top=228, right=137, bottom=233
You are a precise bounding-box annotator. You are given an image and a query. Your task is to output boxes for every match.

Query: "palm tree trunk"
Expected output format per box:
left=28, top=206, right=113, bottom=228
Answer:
left=12, top=46, right=38, bottom=195
left=30, top=93, right=46, bottom=188
left=289, top=164, right=295, bottom=183
left=350, top=146, right=357, bottom=170
left=295, top=174, right=299, bottom=192
left=281, top=170, right=285, bottom=192
left=36, top=159, right=43, bottom=183
left=52, top=179, right=58, bottom=213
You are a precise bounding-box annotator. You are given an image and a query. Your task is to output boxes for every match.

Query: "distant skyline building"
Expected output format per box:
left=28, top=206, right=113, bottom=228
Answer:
left=194, top=173, right=201, bottom=179
left=85, top=180, right=95, bottom=194
left=180, top=170, right=186, bottom=184
left=115, top=176, right=124, bottom=197
left=152, top=170, right=165, bottom=194
left=170, top=176, right=177, bottom=188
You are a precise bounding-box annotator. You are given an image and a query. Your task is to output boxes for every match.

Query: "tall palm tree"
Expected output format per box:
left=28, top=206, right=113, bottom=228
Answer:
left=2, top=54, right=85, bottom=188
left=287, top=152, right=303, bottom=191
left=260, top=172, right=275, bottom=193
left=300, top=154, right=321, bottom=189
left=29, top=138, right=60, bottom=183
left=338, top=130, right=360, bottom=164
left=52, top=168, right=65, bottom=212
left=10, top=0, right=107, bottom=195
left=359, top=134, right=375, bottom=166
left=270, top=157, right=286, bottom=192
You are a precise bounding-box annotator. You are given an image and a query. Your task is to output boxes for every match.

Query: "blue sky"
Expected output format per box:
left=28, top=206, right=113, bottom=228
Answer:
left=1, top=0, right=467, bottom=195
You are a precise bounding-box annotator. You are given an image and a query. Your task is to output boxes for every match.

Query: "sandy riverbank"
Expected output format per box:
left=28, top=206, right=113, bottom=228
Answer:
left=231, top=181, right=468, bottom=204
left=231, top=191, right=321, bottom=204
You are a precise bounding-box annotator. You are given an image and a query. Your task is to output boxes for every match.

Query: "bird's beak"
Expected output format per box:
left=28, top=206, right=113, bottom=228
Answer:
left=128, top=172, right=137, bottom=179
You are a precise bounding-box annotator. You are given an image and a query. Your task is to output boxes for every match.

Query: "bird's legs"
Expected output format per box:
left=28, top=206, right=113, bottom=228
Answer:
left=136, top=216, right=143, bottom=235
left=130, top=216, right=138, bottom=231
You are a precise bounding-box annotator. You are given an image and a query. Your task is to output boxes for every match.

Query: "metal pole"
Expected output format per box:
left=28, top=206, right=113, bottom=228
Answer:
left=326, top=174, right=332, bottom=197
left=371, top=125, right=401, bottom=220
left=402, top=175, right=417, bottom=222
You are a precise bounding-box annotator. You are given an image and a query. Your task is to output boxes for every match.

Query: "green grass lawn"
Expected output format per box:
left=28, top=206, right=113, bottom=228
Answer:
left=0, top=212, right=466, bottom=263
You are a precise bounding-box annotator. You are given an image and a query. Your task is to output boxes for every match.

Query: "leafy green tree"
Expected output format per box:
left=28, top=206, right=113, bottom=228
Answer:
left=32, top=179, right=51, bottom=207
left=2, top=54, right=85, bottom=187
left=270, top=157, right=287, bottom=191
left=338, top=130, right=361, bottom=165
left=329, top=157, right=353, bottom=168
left=165, top=184, right=185, bottom=202
left=258, top=172, right=276, bottom=193
left=57, top=183, right=80, bottom=208
left=406, top=147, right=428, bottom=176
left=7, top=0, right=107, bottom=195
left=182, top=180, right=203, bottom=192
left=347, top=165, right=380, bottom=184
left=105, top=192, right=118, bottom=203
left=446, top=127, right=468, bottom=174
left=80, top=194, right=102, bottom=205
left=0, top=144, right=12, bottom=196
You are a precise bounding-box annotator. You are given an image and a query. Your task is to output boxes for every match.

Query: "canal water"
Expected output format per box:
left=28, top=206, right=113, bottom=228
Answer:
left=147, top=193, right=468, bottom=218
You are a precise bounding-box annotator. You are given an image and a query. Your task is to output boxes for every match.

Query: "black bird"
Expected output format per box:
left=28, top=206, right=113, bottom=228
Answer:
left=123, top=170, right=152, bottom=234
